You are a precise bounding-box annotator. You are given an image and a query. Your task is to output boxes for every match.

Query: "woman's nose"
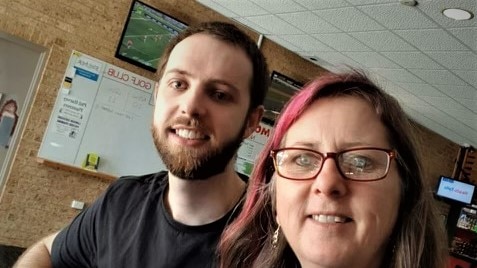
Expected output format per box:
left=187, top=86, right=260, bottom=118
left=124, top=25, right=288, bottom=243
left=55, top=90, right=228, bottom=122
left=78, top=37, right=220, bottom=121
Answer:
left=310, top=158, right=348, bottom=197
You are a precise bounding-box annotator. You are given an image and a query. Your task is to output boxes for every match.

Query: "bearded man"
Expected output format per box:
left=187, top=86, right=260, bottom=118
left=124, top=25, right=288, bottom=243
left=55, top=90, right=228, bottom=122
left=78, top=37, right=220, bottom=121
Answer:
left=14, top=21, right=269, bottom=268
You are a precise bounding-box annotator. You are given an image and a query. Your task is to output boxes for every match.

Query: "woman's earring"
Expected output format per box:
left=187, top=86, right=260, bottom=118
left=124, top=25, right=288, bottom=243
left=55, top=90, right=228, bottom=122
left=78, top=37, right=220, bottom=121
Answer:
left=272, top=225, right=280, bottom=249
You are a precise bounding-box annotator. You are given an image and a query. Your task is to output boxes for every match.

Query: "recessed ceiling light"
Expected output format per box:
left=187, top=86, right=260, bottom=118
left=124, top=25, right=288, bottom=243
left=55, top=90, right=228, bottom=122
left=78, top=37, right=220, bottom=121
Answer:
left=442, top=8, right=473, bottom=20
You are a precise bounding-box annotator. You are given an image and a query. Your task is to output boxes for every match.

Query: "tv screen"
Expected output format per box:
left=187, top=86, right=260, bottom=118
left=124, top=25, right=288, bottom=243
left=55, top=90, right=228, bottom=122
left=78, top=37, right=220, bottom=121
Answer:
left=436, top=176, right=475, bottom=204
left=263, top=71, right=303, bottom=125
left=115, top=0, right=187, bottom=72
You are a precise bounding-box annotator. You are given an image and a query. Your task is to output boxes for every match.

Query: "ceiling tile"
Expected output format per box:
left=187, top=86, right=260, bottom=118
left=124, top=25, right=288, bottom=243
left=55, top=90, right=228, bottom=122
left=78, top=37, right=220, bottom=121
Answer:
left=443, top=109, right=476, bottom=127
left=245, top=15, right=302, bottom=34
left=426, top=51, right=477, bottom=70
left=415, top=107, right=476, bottom=140
left=313, top=7, right=385, bottom=32
left=277, top=12, right=341, bottom=33
left=407, top=110, right=473, bottom=145
left=297, top=52, right=337, bottom=71
left=207, top=0, right=269, bottom=16
left=434, top=84, right=477, bottom=100
left=196, top=0, right=239, bottom=17
left=384, top=82, right=415, bottom=97
left=346, top=0, right=396, bottom=5
left=425, top=96, right=471, bottom=114
left=311, top=33, right=370, bottom=51
left=458, top=116, right=477, bottom=129
left=395, top=82, right=446, bottom=97
left=449, top=28, right=477, bottom=51
left=280, top=34, right=334, bottom=52
left=306, top=52, right=364, bottom=69
left=368, top=68, right=423, bottom=83
left=412, top=69, right=468, bottom=86
left=234, top=17, right=269, bottom=35
left=344, top=52, right=401, bottom=68
left=418, top=0, right=477, bottom=28
left=357, top=2, right=439, bottom=30
left=455, top=98, right=477, bottom=113
left=396, top=91, right=430, bottom=107
left=381, top=51, right=443, bottom=69
left=250, top=0, right=306, bottom=14
left=266, top=35, right=301, bottom=51
left=293, top=0, right=350, bottom=10
left=454, top=70, right=477, bottom=88
left=394, top=29, right=469, bottom=50
left=350, top=31, right=416, bottom=51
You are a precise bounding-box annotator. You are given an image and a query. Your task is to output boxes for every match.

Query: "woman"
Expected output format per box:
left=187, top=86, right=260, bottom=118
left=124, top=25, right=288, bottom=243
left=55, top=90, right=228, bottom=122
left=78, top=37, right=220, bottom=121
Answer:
left=219, top=70, right=448, bottom=267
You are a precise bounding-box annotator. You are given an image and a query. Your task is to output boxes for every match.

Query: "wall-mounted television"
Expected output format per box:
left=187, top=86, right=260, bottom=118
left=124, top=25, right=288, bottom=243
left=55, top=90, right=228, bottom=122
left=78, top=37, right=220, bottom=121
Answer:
left=115, top=0, right=188, bottom=72
left=263, top=71, right=303, bottom=125
left=436, top=176, right=475, bottom=204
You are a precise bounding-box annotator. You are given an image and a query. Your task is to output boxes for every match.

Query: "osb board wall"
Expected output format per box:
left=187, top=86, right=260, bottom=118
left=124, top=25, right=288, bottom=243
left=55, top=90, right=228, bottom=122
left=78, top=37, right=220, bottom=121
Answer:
left=0, top=0, right=461, bottom=249
left=0, top=0, right=326, bottom=248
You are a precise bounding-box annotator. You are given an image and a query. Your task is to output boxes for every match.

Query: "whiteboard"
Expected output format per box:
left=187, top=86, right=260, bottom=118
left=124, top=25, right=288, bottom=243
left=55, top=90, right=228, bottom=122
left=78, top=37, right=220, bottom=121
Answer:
left=38, top=50, right=165, bottom=177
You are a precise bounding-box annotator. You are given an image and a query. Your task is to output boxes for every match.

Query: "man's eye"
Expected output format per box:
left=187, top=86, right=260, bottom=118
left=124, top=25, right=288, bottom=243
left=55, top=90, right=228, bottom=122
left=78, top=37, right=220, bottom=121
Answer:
left=211, top=91, right=231, bottom=102
left=169, top=80, right=186, bottom=90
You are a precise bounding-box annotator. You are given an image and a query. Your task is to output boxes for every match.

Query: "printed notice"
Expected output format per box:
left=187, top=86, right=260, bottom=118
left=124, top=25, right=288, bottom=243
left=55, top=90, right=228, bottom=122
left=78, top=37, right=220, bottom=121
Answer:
left=236, top=122, right=273, bottom=176
left=54, top=96, right=88, bottom=139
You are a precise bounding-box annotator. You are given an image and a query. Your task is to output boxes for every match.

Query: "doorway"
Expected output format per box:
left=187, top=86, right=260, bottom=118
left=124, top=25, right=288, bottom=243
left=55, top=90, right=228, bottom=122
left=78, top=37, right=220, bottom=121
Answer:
left=0, top=32, right=47, bottom=196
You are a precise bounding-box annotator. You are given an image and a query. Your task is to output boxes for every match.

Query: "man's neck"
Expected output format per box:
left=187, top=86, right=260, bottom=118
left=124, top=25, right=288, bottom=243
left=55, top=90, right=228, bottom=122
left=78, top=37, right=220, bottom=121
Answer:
left=165, top=165, right=246, bottom=226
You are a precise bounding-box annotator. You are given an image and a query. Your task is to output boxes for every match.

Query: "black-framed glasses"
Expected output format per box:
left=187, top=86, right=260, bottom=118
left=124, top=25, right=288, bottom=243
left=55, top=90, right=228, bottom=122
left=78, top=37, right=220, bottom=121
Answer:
left=270, top=147, right=396, bottom=182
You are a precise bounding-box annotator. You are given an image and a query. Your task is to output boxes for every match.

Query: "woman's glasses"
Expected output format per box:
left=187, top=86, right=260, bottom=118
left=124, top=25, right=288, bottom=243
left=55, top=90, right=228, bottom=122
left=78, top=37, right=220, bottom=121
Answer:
left=270, top=147, right=396, bottom=182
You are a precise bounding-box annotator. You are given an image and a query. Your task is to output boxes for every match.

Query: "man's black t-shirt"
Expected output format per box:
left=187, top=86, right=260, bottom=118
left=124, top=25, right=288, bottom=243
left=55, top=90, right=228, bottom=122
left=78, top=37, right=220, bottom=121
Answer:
left=51, top=171, right=244, bottom=268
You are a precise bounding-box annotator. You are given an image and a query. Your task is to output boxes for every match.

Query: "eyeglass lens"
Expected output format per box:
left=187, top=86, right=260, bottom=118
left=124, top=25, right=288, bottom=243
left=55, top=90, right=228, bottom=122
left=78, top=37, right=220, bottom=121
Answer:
left=274, top=148, right=391, bottom=181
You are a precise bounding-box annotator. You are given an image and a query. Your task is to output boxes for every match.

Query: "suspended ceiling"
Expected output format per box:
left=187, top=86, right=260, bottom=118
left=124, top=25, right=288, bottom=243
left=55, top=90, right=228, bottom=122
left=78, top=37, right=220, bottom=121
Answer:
left=197, top=0, right=477, bottom=147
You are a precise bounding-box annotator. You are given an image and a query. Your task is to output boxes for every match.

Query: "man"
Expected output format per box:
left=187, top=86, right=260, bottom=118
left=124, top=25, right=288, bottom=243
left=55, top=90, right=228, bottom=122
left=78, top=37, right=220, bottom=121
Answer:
left=14, top=21, right=269, bottom=268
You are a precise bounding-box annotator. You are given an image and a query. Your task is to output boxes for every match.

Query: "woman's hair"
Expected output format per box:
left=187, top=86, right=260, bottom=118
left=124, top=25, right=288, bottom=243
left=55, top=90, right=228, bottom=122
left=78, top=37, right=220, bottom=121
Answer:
left=218, top=70, right=448, bottom=268
left=156, top=21, right=269, bottom=111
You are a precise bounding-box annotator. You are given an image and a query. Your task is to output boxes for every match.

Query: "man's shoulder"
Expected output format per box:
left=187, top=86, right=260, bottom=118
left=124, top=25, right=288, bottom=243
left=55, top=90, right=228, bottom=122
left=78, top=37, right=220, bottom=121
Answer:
left=105, top=171, right=168, bottom=197
left=117, top=170, right=168, bottom=183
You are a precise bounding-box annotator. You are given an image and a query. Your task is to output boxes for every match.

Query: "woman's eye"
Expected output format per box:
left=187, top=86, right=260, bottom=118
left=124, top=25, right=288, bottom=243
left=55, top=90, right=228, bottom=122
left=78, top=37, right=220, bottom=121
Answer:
left=295, top=154, right=313, bottom=167
left=349, top=156, right=372, bottom=172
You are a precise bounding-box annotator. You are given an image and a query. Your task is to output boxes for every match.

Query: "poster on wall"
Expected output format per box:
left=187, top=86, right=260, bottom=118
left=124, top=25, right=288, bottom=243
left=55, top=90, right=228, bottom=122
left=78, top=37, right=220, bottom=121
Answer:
left=0, top=98, right=19, bottom=149
left=235, top=122, right=273, bottom=176
left=53, top=96, right=88, bottom=139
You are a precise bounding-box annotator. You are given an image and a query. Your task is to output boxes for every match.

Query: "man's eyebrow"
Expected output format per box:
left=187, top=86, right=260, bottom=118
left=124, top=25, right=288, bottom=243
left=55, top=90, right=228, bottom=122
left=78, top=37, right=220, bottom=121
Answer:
left=207, top=79, right=240, bottom=92
left=164, top=68, right=190, bottom=76
left=165, top=68, right=241, bottom=92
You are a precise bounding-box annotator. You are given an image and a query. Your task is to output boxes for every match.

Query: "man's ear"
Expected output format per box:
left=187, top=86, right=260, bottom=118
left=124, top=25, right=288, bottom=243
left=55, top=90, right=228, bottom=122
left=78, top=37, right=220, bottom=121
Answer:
left=243, top=105, right=264, bottom=139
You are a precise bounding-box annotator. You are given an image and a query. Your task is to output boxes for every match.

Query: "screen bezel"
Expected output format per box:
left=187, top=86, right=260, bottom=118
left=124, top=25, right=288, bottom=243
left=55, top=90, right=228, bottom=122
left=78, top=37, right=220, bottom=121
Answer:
left=114, top=0, right=187, bottom=72
left=435, top=175, right=475, bottom=205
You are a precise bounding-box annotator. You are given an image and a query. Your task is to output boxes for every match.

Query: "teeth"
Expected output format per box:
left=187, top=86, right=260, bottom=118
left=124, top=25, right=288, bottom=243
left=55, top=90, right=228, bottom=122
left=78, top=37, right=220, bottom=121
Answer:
left=312, top=214, right=347, bottom=223
left=176, top=129, right=205, bottom=139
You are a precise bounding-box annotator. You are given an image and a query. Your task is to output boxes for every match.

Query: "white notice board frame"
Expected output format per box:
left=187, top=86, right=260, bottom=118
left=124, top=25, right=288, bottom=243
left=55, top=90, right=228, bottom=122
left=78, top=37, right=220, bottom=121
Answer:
left=38, top=50, right=165, bottom=178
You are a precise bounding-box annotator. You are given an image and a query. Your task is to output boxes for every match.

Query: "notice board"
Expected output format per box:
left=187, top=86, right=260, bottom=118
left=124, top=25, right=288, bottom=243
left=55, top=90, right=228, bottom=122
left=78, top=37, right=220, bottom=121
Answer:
left=38, top=50, right=165, bottom=177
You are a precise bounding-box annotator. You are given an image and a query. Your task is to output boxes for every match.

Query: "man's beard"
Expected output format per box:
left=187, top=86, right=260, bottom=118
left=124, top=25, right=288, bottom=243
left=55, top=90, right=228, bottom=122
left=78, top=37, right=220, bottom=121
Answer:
left=152, top=118, right=248, bottom=180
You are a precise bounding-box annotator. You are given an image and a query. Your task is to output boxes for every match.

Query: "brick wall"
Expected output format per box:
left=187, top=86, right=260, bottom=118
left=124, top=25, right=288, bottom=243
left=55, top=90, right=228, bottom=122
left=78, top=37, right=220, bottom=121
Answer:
left=0, top=0, right=461, bottom=248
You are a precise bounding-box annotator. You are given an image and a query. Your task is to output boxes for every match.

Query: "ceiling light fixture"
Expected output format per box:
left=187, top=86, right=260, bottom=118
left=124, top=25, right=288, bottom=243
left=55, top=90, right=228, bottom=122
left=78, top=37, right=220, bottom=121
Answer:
left=442, top=8, right=474, bottom=20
